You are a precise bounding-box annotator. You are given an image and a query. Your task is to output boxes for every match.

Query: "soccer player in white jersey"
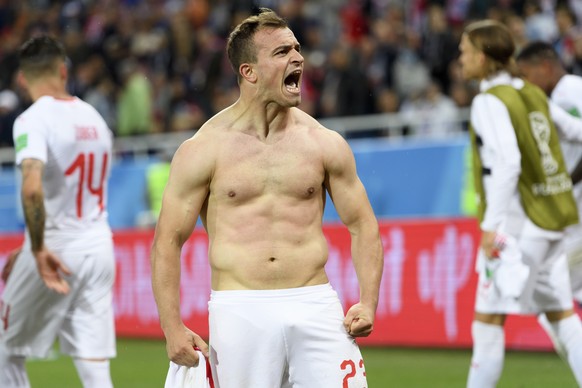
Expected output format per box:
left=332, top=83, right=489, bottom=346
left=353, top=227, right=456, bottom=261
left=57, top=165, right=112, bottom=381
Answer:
left=517, top=41, right=582, bottom=306
left=460, top=20, right=582, bottom=387
left=0, top=36, right=116, bottom=387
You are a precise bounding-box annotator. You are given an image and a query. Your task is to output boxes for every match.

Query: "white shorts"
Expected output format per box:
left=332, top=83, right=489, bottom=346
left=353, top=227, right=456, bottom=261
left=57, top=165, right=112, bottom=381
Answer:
left=475, top=234, right=573, bottom=315
left=208, top=283, right=367, bottom=388
left=0, top=237, right=116, bottom=359
left=565, top=222, right=582, bottom=303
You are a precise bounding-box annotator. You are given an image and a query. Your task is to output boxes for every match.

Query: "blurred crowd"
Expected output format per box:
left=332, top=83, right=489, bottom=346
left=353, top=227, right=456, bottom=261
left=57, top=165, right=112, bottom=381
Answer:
left=0, top=0, right=582, bottom=147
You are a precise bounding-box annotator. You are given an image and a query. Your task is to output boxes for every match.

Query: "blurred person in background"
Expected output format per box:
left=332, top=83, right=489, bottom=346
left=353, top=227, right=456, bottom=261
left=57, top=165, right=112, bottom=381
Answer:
left=372, top=86, right=401, bottom=137
left=0, top=35, right=116, bottom=388
left=136, top=148, right=173, bottom=229
left=517, top=39, right=582, bottom=340
left=392, top=26, right=431, bottom=105
left=505, top=13, right=530, bottom=53
left=522, top=0, right=559, bottom=42
left=319, top=41, right=372, bottom=118
left=419, top=3, right=459, bottom=94
left=0, top=89, right=19, bottom=147
left=151, top=8, right=383, bottom=387
left=459, top=20, right=582, bottom=387
left=553, top=3, right=581, bottom=72
left=116, top=56, right=153, bottom=137
left=83, top=73, right=117, bottom=131
left=400, top=78, right=461, bottom=138
left=365, top=17, right=399, bottom=92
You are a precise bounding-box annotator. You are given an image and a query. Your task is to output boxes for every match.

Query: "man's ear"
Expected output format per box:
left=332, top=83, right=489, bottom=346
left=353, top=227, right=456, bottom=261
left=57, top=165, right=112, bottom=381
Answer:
left=240, top=63, right=257, bottom=83
left=16, top=71, right=28, bottom=91
left=478, top=52, right=486, bottom=67
left=59, top=61, right=68, bottom=81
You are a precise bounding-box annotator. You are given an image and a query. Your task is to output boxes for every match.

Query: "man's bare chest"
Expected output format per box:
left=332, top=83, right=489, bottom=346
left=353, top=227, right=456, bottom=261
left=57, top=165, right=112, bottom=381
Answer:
left=211, top=141, right=325, bottom=200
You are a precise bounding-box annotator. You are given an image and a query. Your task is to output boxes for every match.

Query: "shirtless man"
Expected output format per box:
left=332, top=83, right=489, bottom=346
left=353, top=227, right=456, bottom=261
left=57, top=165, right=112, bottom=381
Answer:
left=150, top=8, right=384, bottom=388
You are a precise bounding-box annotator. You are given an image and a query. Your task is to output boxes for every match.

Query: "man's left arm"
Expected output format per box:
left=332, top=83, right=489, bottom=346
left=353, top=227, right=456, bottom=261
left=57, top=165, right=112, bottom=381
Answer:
left=324, top=130, right=384, bottom=337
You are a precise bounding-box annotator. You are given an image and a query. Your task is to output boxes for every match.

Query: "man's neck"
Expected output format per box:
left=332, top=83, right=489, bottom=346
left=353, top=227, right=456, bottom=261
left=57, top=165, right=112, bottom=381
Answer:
left=232, top=98, right=292, bottom=138
left=28, top=78, right=71, bottom=102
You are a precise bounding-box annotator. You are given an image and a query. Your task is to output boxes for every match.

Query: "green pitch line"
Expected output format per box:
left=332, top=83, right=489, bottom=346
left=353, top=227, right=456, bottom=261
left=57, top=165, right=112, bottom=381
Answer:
left=26, top=340, right=578, bottom=387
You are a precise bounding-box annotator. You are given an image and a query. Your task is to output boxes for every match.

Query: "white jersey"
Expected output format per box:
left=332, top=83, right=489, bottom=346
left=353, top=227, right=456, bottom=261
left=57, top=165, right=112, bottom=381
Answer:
left=470, top=72, right=578, bottom=313
left=13, top=95, right=113, bottom=247
left=551, top=74, right=582, bottom=303
left=470, top=72, right=582, bottom=235
left=552, top=74, right=582, bottom=196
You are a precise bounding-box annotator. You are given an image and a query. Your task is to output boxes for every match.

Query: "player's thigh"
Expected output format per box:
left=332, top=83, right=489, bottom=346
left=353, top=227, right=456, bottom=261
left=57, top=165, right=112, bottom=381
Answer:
left=59, top=243, right=116, bottom=359
left=0, top=250, right=74, bottom=357
left=208, top=300, right=287, bottom=388
left=286, top=299, right=367, bottom=387
left=521, top=237, right=573, bottom=311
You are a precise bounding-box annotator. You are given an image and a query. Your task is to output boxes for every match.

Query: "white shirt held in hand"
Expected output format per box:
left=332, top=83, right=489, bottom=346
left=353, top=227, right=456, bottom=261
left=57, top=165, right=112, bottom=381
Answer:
left=164, top=350, right=213, bottom=388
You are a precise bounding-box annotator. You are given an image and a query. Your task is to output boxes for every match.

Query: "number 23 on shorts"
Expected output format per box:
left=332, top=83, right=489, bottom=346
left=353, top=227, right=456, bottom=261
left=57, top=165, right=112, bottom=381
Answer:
left=341, top=358, right=366, bottom=387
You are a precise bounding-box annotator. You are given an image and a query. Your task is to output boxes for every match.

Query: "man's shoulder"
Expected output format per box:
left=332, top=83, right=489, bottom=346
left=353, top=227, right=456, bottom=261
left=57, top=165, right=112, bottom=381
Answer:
left=190, top=117, right=228, bottom=145
left=554, top=74, right=582, bottom=97
left=179, top=117, right=225, bottom=153
left=20, top=96, right=89, bottom=116
left=14, top=98, right=50, bottom=126
left=290, top=110, right=349, bottom=155
left=561, top=73, right=582, bottom=84
left=198, top=106, right=237, bottom=132
left=551, top=75, right=582, bottom=115
left=291, top=108, right=330, bottom=134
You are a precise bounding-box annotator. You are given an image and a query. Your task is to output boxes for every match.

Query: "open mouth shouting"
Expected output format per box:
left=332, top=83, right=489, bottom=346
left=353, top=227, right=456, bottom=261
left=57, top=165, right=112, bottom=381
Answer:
left=284, top=69, right=302, bottom=94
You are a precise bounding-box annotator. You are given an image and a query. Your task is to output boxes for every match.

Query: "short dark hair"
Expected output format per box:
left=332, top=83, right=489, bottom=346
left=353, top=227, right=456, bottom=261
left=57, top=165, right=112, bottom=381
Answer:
left=516, top=41, right=560, bottom=64
left=19, top=35, right=67, bottom=79
left=226, top=8, right=288, bottom=81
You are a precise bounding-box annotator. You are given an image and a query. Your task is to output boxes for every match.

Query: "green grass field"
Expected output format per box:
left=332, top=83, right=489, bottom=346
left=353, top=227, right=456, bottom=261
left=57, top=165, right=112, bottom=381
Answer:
left=27, top=339, right=578, bottom=387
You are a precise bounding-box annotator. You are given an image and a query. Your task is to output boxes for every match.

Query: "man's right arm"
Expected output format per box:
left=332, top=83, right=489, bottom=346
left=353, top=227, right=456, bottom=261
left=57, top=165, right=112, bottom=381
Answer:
left=21, top=158, right=71, bottom=294
left=150, top=136, right=213, bottom=366
left=21, top=159, right=45, bottom=252
left=550, top=101, right=582, bottom=142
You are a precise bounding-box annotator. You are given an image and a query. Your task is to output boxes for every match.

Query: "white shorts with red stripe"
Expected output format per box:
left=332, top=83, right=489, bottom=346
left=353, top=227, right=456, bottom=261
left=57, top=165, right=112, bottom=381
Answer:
left=208, top=283, right=367, bottom=388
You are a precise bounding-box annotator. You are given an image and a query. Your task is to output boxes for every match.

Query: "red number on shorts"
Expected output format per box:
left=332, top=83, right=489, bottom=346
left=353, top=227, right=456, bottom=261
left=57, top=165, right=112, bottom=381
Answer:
left=341, top=359, right=356, bottom=388
left=341, top=358, right=366, bottom=387
left=65, top=152, right=108, bottom=218
left=359, top=358, right=366, bottom=377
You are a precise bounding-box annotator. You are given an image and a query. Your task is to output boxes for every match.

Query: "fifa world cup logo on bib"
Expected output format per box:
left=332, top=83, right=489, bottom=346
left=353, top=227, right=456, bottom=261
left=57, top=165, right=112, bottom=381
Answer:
left=529, top=111, right=558, bottom=176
